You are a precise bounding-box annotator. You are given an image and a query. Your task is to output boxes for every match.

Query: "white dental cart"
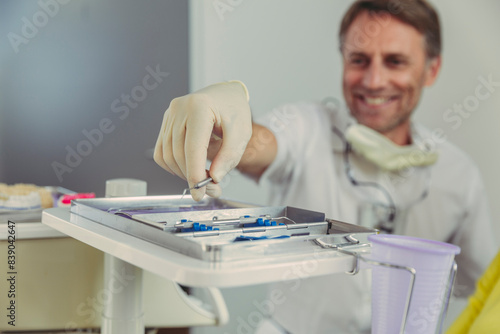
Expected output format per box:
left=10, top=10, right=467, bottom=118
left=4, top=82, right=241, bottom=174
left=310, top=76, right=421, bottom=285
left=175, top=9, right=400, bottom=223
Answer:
left=41, top=195, right=375, bottom=334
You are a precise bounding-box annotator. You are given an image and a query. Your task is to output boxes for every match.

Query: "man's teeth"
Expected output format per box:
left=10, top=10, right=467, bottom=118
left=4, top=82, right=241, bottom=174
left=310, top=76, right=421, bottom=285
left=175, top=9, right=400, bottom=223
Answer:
left=364, top=97, right=389, bottom=105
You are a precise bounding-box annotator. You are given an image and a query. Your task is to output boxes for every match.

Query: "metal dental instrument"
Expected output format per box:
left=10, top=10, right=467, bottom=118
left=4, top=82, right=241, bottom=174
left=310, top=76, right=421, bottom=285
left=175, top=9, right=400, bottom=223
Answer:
left=192, top=177, right=213, bottom=189
left=181, top=177, right=213, bottom=199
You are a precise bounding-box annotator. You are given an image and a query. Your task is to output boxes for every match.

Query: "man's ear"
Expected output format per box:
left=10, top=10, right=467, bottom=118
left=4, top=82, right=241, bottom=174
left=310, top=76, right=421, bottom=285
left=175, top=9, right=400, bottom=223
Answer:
left=424, top=55, right=442, bottom=87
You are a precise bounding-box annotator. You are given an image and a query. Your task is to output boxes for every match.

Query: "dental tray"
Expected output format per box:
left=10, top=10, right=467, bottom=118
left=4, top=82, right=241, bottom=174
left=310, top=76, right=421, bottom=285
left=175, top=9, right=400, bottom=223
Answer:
left=70, top=196, right=377, bottom=262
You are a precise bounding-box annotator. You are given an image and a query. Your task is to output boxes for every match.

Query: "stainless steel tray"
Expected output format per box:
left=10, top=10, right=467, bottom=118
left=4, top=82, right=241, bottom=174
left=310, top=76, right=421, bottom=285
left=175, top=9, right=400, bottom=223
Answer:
left=70, top=195, right=377, bottom=262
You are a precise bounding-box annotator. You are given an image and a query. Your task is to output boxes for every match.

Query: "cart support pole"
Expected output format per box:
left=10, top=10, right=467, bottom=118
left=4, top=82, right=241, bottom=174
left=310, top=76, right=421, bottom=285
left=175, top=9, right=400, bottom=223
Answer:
left=102, top=178, right=148, bottom=334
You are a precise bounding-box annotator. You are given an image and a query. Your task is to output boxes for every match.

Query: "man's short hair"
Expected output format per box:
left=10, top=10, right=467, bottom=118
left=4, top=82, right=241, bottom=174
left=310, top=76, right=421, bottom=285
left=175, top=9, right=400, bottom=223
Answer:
left=339, top=0, right=441, bottom=59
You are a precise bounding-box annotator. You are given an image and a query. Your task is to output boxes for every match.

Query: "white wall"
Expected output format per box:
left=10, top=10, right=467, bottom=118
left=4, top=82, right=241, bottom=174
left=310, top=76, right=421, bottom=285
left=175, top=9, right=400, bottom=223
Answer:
left=417, top=2, right=500, bottom=235
left=190, top=0, right=351, bottom=207
left=190, top=1, right=500, bottom=333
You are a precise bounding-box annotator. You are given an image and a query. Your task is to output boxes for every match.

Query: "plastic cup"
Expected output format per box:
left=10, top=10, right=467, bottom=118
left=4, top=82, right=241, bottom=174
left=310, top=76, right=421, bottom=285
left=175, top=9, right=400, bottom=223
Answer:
left=368, top=234, right=460, bottom=334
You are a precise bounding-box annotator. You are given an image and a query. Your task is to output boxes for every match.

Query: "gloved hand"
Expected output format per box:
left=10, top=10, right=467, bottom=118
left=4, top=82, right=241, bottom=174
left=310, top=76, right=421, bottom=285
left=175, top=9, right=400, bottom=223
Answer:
left=154, top=81, right=252, bottom=201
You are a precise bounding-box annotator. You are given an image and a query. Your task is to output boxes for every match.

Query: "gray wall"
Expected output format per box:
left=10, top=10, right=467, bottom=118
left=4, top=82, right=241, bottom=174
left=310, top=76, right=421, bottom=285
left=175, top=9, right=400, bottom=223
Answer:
left=0, top=0, right=189, bottom=196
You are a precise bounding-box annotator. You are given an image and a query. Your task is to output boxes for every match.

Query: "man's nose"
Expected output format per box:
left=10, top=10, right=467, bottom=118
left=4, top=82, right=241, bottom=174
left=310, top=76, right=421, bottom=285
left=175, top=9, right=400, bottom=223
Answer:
left=362, top=61, right=387, bottom=89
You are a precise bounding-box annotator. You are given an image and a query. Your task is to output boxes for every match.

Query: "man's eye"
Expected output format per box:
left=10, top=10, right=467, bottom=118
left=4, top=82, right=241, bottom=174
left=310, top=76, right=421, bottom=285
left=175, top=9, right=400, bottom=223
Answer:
left=387, top=58, right=406, bottom=66
left=350, top=58, right=367, bottom=65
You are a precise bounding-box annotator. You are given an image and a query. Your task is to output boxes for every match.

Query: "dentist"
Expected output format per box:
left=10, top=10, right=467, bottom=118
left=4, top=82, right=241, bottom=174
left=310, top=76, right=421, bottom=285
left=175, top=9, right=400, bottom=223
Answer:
left=154, top=0, right=497, bottom=332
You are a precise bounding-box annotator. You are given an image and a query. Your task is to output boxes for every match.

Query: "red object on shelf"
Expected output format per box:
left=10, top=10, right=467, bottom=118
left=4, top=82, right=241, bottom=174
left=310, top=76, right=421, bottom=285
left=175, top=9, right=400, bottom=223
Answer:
left=60, top=193, right=96, bottom=205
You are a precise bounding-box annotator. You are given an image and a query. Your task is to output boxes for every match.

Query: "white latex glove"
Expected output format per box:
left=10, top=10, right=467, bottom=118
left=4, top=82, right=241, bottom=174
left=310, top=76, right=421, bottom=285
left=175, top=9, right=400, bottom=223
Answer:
left=154, top=81, right=252, bottom=201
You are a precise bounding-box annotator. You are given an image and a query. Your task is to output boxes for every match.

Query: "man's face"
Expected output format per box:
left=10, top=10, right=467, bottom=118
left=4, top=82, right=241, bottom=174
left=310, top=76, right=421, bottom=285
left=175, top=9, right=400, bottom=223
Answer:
left=342, top=11, right=440, bottom=144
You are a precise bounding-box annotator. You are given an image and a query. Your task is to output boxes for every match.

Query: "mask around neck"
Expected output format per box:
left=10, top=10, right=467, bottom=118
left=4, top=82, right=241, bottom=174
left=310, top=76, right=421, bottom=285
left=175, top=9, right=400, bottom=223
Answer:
left=344, top=124, right=438, bottom=171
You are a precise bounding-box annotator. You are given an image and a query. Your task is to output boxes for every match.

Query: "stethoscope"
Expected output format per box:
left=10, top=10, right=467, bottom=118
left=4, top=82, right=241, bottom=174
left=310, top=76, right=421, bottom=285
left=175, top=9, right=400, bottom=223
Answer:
left=326, top=102, right=431, bottom=234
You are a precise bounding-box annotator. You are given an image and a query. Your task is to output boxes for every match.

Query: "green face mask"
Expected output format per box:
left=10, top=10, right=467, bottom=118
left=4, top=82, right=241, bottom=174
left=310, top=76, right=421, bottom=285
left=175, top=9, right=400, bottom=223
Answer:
left=344, top=124, right=438, bottom=171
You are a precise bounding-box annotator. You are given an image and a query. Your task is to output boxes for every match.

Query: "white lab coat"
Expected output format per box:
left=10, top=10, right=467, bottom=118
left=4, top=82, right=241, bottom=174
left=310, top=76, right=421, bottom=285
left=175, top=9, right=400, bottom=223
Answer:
left=253, top=102, right=497, bottom=334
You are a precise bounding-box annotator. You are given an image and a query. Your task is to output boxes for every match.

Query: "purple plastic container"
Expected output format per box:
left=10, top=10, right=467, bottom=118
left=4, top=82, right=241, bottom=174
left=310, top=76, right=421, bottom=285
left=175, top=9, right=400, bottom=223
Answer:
left=368, top=234, right=460, bottom=334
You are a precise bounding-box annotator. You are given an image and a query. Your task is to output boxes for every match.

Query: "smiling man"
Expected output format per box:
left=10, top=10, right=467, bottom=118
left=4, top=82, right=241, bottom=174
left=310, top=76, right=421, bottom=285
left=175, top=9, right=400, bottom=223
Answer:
left=341, top=9, right=441, bottom=145
left=154, top=0, right=496, bottom=333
